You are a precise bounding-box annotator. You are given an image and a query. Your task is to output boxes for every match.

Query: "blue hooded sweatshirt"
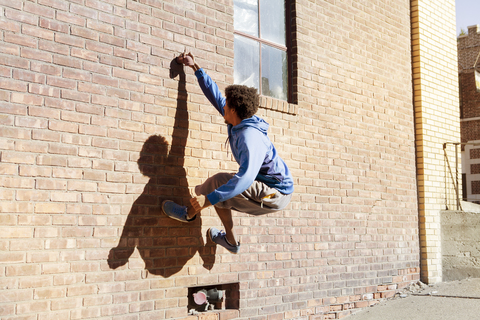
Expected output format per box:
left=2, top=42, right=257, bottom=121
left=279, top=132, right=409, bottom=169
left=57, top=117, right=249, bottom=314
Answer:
left=195, top=68, right=294, bottom=206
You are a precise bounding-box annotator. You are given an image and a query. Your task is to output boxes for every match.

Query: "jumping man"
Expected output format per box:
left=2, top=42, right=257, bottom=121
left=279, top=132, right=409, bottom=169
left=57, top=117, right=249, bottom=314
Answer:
left=162, top=53, right=294, bottom=254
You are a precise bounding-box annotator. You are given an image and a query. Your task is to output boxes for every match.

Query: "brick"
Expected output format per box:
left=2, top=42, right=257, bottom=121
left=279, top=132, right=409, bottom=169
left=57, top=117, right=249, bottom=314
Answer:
left=67, top=284, right=98, bottom=297
left=92, top=137, right=118, bottom=149
left=35, top=203, right=65, bottom=214
left=63, top=69, right=91, bottom=82
left=13, top=69, right=46, bottom=83
left=51, top=297, right=82, bottom=310
left=98, top=10, right=124, bottom=26
left=61, top=110, right=90, bottom=124
left=0, top=54, right=29, bottom=68
left=0, top=162, right=18, bottom=175
left=47, top=76, right=76, bottom=89
left=29, top=84, right=61, bottom=97
left=16, top=190, right=49, bottom=203
left=16, top=300, right=50, bottom=314
left=0, top=89, right=9, bottom=101
left=1, top=151, right=36, bottom=164
left=92, top=95, right=118, bottom=107
left=71, top=26, right=99, bottom=41
left=0, top=304, right=14, bottom=316
left=34, top=287, right=67, bottom=300
left=11, top=92, right=44, bottom=106
left=55, top=33, right=85, bottom=48
left=0, top=106, right=26, bottom=122
left=0, top=18, right=20, bottom=34
left=113, top=47, right=137, bottom=60
left=0, top=252, right=25, bottom=264
left=53, top=55, right=82, bottom=69
left=39, top=39, right=69, bottom=55
left=87, top=19, right=113, bottom=34
left=38, top=0, right=69, bottom=10
left=71, top=47, right=99, bottom=62
left=43, top=98, right=74, bottom=111
left=24, top=2, right=55, bottom=18
left=99, top=33, right=125, bottom=48
left=21, top=47, right=53, bottom=63
left=52, top=215, right=76, bottom=225
left=27, top=252, right=58, bottom=264
left=98, top=182, right=125, bottom=193
left=45, top=239, right=76, bottom=250
left=77, top=104, right=105, bottom=117
left=60, top=90, right=90, bottom=102
left=67, top=157, right=92, bottom=168
left=0, top=287, right=34, bottom=304
left=42, top=263, right=70, bottom=274
left=19, top=166, right=52, bottom=177
left=36, top=155, right=67, bottom=166
left=78, top=147, right=103, bottom=158
left=22, top=25, right=54, bottom=41
left=119, top=120, right=143, bottom=132
left=85, top=40, right=113, bottom=57
left=0, top=202, right=33, bottom=214
left=6, top=264, right=41, bottom=277
left=0, top=177, right=34, bottom=189
left=39, top=17, right=69, bottom=33
left=48, top=139, right=80, bottom=154
left=5, top=8, right=38, bottom=25
left=66, top=204, right=92, bottom=214
left=52, top=168, right=83, bottom=179
left=67, top=181, right=97, bottom=192
left=32, top=130, right=61, bottom=142
left=0, top=79, right=28, bottom=92
left=39, top=311, right=70, bottom=320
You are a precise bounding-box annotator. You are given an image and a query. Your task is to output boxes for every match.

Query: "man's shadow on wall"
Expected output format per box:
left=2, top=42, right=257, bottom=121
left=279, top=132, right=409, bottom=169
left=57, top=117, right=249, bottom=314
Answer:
left=108, top=59, right=216, bottom=277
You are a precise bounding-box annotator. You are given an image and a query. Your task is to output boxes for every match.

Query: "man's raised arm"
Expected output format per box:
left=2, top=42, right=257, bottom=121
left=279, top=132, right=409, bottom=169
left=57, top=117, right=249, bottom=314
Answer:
left=183, top=53, right=226, bottom=116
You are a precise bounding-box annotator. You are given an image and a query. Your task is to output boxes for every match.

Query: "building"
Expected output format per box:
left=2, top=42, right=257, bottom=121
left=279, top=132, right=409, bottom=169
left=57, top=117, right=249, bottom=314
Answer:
left=458, top=25, right=480, bottom=202
left=0, top=0, right=459, bottom=319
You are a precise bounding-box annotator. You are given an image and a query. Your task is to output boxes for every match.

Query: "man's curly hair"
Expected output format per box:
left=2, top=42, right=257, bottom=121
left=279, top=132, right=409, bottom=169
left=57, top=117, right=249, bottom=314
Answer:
left=225, top=85, right=259, bottom=120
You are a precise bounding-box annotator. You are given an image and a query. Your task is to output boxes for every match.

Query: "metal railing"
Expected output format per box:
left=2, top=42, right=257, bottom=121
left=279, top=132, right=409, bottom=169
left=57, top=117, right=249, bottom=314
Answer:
left=443, top=142, right=462, bottom=211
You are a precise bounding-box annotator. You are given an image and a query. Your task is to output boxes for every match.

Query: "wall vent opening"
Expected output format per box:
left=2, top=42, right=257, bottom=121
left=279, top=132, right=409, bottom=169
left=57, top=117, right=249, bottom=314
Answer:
left=188, top=282, right=239, bottom=313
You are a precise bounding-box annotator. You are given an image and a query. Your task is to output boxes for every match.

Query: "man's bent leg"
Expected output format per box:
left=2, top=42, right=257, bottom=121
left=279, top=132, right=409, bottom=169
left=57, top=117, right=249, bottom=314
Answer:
left=214, top=207, right=237, bottom=246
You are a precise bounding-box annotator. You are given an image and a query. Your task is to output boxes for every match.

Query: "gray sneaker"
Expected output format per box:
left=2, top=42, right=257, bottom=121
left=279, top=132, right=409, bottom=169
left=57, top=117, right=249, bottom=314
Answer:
left=208, top=227, right=240, bottom=254
left=162, top=200, right=195, bottom=222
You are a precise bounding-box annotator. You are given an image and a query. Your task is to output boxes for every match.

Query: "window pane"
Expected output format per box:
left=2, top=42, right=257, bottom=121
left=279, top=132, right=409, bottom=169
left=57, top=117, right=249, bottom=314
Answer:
left=261, top=44, right=287, bottom=101
left=234, top=35, right=260, bottom=90
left=260, top=0, right=285, bottom=46
left=234, top=0, right=258, bottom=37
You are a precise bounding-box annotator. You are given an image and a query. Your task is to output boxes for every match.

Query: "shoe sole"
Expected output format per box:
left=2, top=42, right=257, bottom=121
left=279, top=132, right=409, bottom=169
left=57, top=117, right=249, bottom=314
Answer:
left=162, top=200, right=189, bottom=223
left=208, top=228, right=239, bottom=254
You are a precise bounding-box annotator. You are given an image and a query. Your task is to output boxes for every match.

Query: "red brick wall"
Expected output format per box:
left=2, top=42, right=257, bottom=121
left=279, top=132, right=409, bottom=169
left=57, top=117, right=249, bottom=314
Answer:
left=459, top=72, right=480, bottom=119
left=461, top=118, right=480, bottom=145
left=0, top=1, right=419, bottom=319
left=459, top=71, right=480, bottom=146
left=459, top=26, right=480, bottom=145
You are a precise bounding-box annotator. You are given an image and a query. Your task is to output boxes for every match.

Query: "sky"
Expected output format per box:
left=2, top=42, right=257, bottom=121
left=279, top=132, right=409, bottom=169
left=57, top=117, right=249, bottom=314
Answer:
left=456, top=0, right=480, bottom=35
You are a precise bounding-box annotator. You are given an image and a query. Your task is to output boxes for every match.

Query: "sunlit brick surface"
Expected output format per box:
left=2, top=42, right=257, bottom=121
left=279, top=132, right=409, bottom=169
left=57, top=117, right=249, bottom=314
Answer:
left=0, top=0, right=439, bottom=318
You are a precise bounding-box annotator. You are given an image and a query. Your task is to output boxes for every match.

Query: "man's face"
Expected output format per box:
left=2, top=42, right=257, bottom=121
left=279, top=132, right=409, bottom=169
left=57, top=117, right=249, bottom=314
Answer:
left=223, top=103, right=235, bottom=125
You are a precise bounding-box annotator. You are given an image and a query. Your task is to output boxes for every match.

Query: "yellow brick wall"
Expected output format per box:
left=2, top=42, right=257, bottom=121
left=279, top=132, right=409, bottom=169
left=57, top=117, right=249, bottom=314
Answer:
left=411, top=0, right=461, bottom=283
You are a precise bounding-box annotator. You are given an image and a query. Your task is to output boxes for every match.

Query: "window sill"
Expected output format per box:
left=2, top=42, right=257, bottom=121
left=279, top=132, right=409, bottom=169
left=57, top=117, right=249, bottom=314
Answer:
left=259, top=96, right=297, bottom=115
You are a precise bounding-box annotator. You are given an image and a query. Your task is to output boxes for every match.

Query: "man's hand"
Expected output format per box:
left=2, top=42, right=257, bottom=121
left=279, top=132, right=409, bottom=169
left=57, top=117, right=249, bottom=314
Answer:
left=190, top=195, right=211, bottom=212
left=186, top=52, right=200, bottom=71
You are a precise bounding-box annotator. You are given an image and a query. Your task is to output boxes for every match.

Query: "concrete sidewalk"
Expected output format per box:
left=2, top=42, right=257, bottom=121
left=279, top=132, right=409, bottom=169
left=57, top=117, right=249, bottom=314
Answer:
left=345, top=278, right=480, bottom=320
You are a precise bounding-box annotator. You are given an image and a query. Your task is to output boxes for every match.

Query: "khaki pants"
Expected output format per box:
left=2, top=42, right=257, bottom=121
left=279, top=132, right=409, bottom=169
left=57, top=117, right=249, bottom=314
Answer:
left=195, top=173, right=292, bottom=216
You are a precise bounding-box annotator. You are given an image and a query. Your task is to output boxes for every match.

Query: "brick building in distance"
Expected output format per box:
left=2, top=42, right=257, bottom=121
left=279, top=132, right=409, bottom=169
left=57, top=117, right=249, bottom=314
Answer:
left=0, top=1, right=460, bottom=319
left=458, top=25, right=480, bottom=201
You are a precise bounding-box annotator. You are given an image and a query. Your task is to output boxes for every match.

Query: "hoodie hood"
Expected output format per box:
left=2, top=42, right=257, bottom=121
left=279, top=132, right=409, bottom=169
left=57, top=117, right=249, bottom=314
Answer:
left=231, top=115, right=269, bottom=136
